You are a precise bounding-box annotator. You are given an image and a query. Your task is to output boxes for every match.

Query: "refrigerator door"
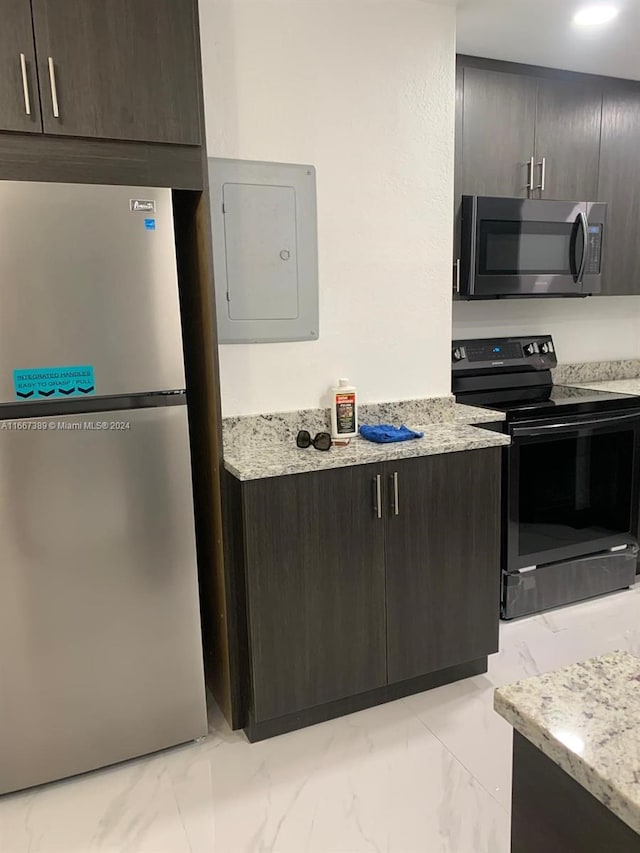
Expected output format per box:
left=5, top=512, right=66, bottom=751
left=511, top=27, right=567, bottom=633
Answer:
left=0, top=181, right=185, bottom=403
left=0, top=406, right=207, bottom=795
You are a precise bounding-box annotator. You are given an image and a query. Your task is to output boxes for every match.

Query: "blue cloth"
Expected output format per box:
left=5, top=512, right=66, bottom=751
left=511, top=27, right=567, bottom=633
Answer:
left=359, top=424, right=424, bottom=443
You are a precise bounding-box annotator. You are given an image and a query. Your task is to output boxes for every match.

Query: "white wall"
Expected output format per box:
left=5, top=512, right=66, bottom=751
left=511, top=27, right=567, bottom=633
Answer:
left=452, top=298, right=640, bottom=364
left=199, top=0, right=456, bottom=416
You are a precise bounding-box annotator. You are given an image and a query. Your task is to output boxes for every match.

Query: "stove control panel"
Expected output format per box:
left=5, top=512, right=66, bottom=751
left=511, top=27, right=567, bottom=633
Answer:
left=452, top=335, right=557, bottom=373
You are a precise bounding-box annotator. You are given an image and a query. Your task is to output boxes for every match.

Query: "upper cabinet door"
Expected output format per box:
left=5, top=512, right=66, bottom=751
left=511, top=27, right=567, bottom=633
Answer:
left=31, top=0, right=201, bottom=144
left=534, top=79, right=602, bottom=201
left=0, top=0, right=42, bottom=133
left=459, top=67, right=537, bottom=199
left=597, top=90, right=640, bottom=295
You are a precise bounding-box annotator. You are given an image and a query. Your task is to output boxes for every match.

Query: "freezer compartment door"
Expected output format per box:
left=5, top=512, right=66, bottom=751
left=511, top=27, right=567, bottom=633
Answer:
left=0, top=182, right=185, bottom=403
left=0, top=406, right=207, bottom=795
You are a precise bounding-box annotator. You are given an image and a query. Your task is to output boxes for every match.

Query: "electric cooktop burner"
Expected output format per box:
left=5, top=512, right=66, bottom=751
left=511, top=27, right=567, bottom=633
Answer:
left=451, top=335, right=640, bottom=422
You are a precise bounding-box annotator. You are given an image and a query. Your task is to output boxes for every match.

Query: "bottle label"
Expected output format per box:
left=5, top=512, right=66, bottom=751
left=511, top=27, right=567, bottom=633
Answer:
left=335, top=393, right=356, bottom=434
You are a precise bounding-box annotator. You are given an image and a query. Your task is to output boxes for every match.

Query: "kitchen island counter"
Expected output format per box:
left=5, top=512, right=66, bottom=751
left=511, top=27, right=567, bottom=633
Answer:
left=495, top=651, right=640, bottom=851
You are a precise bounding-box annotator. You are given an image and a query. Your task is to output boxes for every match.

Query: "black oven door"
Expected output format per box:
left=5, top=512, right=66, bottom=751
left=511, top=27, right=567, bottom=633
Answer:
left=506, top=410, right=640, bottom=572
left=460, top=196, right=605, bottom=298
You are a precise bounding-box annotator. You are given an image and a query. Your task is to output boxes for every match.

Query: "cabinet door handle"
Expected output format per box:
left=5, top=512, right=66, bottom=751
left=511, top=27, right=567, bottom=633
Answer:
left=455, top=258, right=461, bottom=294
left=527, top=155, right=535, bottom=195
left=19, top=53, right=31, bottom=116
left=391, top=472, right=399, bottom=516
left=48, top=57, right=60, bottom=118
left=535, top=157, right=546, bottom=192
left=374, top=474, right=382, bottom=519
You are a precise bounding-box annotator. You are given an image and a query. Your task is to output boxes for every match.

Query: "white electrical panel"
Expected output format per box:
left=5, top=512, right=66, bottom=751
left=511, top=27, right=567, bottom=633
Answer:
left=208, top=158, right=319, bottom=343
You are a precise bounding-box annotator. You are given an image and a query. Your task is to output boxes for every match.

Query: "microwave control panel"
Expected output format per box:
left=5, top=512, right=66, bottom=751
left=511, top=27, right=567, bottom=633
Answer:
left=586, top=225, right=603, bottom=275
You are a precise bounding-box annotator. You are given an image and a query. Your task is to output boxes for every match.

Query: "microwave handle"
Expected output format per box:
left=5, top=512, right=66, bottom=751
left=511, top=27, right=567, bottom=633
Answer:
left=570, top=212, right=589, bottom=283
left=577, top=212, right=588, bottom=282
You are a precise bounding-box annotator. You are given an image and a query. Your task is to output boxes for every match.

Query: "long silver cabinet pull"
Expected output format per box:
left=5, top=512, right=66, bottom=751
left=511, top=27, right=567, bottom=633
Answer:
left=527, top=155, right=535, bottom=194
left=48, top=57, right=60, bottom=118
left=536, top=157, right=547, bottom=192
left=374, top=475, right=382, bottom=519
left=455, top=258, right=461, bottom=294
left=19, top=53, right=30, bottom=115
left=392, top=472, right=399, bottom=516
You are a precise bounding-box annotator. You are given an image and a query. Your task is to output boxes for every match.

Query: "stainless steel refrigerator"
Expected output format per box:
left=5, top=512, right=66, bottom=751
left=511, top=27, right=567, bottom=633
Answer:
left=0, top=181, right=207, bottom=796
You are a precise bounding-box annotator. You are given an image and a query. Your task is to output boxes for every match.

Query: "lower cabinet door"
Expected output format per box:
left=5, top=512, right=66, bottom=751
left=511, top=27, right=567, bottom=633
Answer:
left=384, top=449, right=501, bottom=683
left=242, top=464, right=387, bottom=722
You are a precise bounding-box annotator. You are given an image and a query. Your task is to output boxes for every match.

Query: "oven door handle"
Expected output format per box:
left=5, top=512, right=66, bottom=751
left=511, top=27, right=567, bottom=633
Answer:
left=512, top=410, right=640, bottom=438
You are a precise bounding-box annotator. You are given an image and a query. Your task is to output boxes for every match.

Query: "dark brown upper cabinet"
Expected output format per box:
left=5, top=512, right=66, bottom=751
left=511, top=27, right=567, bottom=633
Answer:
left=0, top=0, right=42, bottom=134
left=454, top=57, right=640, bottom=295
left=31, top=0, right=202, bottom=144
left=459, top=67, right=537, bottom=201
left=598, top=89, right=640, bottom=296
left=7, top=0, right=202, bottom=145
left=533, top=78, right=602, bottom=202
left=456, top=60, right=603, bottom=206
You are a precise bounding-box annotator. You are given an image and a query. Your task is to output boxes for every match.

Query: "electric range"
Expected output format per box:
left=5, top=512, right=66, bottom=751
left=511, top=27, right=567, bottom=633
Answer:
left=452, top=335, right=640, bottom=619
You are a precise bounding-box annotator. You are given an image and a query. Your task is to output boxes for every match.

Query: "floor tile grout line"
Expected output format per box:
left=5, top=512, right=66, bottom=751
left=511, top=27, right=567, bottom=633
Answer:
left=399, top=697, right=511, bottom=815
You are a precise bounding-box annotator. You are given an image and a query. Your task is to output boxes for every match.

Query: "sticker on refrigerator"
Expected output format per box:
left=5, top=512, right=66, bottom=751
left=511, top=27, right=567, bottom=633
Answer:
left=130, top=199, right=156, bottom=213
left=13, top=366, right=96, bottom=400
left=144, top=218, right=156, bottom=231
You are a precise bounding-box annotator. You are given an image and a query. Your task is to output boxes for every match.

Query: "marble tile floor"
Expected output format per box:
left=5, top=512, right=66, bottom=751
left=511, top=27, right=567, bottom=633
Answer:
left=2, top=584, right=640, bottom=853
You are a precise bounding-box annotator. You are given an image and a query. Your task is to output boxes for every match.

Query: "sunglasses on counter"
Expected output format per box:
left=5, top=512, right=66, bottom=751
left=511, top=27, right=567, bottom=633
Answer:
left=296, top=430, right=332, bottom=451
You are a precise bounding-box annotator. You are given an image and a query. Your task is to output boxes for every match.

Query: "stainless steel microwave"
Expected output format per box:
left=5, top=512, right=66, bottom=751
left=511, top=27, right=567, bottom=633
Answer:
left=458, top=196, right=607, bottom=298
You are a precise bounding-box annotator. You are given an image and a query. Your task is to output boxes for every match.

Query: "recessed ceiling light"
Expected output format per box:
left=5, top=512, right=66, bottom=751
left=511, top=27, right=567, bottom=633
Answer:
left=573, top=4, right=619, bottom=26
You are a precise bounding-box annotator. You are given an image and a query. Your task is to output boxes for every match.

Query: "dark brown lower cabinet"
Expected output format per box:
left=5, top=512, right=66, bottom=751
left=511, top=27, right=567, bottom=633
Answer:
left=385, top=450, right=501, bottom=683
left=241, top=464, right=387, bottom=723
left=510, top=732, right=640, bottom=852
left=229, top=447, right=501, bottom=739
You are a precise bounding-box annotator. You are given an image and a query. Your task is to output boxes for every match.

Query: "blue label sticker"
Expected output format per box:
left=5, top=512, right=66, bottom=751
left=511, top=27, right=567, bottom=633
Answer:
left=13, top=365, right=96, bottom=400
left=144, top=218, right=156, bottom=231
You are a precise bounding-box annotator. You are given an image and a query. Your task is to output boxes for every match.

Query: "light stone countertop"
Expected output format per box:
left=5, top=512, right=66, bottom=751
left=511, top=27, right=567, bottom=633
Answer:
left=453, top=403, right=506, bottom=424
left=494, top=651, right=640, bottom=836
left=223, top=397, right=507, bottom=481
left=554, top=359, right=640, bottom=386
left=562, top=377, right=640, bottom=396
left=224, top=422, right=510, bottom=481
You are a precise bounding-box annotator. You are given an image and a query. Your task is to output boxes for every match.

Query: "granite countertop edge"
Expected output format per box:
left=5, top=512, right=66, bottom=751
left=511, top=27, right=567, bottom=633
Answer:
left=224, top=422, right=510, bottom=481
left=494, top=691, right=640, bottom=835
left=494, top=652, right=640, bottom=836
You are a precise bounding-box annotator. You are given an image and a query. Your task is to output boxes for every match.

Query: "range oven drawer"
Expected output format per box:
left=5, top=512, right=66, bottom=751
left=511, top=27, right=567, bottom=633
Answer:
left=502, top=545, right=638, bottom=620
